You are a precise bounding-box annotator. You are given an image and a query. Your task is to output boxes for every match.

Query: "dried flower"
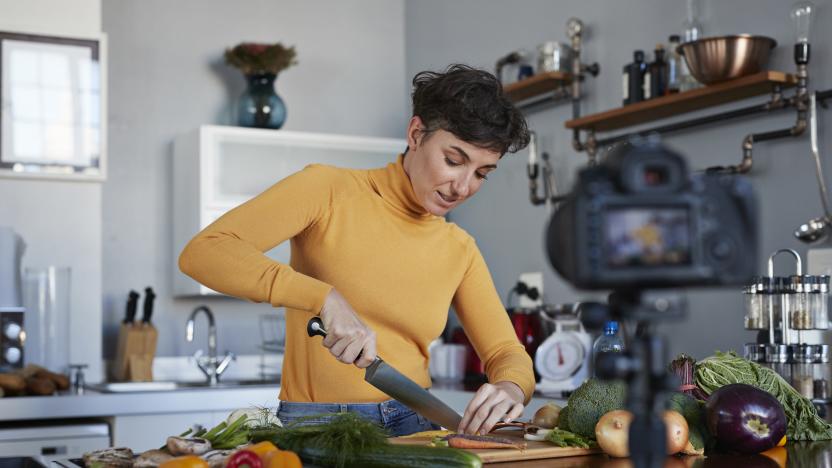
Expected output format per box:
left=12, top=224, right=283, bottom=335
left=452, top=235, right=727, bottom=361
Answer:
left=224, top=42, right=297, bottom=76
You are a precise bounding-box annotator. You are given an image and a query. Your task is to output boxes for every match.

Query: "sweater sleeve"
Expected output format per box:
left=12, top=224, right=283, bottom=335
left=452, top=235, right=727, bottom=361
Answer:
left=452, top=240, right=536, bottom=404
left=178, top=164, right=336, bottom=313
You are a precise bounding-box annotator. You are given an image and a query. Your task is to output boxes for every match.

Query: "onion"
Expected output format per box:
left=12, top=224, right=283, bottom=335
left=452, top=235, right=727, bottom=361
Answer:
left=663, top=410, right=690, bottom=454
left=531, top=403, right=561, bottom=429
left=595, top=410, right=690, bottom=457
left=595, top=410, right=633, bottom=457
left=706, top=383, right=787, bottom=454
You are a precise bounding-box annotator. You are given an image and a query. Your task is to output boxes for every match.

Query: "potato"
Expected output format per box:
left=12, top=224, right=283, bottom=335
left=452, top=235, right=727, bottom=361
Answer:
left=25, top=376, right=56, bottom=396
left=34, top=369, right=70, bottom=390
left=0, top=373, right=26, bottom=392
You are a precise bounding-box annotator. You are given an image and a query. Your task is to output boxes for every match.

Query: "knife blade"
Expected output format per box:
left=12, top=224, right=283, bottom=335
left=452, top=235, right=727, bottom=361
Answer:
left=124, top=290, right=140, bottom=324
left=307, top=317, right=462, bottom=431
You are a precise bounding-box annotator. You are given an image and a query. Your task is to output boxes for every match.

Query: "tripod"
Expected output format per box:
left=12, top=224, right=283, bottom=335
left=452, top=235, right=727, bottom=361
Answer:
left=582, top=290, right=683, bottom=468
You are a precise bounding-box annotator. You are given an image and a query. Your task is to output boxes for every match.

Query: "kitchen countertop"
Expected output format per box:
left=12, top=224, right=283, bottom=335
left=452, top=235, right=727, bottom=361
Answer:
left=0, top=385, right=282, bottom=422
left=0, top=381, right=560, bottom=423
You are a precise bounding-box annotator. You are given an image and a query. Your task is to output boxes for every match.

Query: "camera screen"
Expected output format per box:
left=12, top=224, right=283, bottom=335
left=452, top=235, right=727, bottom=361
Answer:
left=603, top=207, right=692, bottom=268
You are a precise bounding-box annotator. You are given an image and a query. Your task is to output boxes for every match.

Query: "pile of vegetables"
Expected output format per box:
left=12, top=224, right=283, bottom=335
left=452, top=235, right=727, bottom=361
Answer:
left=694, top=351, right=832, bottom=441
left=556, top=379, right=627, bottom=438
left=252, top=412, right=483, bottom=468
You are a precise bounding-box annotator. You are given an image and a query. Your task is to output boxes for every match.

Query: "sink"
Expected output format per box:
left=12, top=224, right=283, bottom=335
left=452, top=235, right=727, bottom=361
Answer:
left=86, top=379, right=279, bottom=393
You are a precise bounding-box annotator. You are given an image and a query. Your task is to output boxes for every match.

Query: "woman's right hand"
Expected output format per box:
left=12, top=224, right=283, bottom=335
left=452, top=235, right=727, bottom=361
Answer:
left=319, top=289, right=377, bottom=368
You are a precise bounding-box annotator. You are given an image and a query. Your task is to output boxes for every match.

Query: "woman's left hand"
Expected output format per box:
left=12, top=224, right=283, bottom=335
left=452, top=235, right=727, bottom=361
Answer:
left=458, top=381, right=525, bottom=435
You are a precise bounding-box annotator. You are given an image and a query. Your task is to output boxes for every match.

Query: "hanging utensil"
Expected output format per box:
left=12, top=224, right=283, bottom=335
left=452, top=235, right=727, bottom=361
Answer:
left=795, top=92, right=832, bottom=243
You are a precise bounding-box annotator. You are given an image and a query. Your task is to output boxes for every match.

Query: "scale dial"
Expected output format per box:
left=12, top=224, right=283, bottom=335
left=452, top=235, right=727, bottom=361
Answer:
left=535, top=333, right=586, bottom=382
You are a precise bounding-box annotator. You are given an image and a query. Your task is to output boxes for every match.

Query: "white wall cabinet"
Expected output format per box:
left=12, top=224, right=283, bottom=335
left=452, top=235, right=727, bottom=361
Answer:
left=173, top=125, right=406, bottom=296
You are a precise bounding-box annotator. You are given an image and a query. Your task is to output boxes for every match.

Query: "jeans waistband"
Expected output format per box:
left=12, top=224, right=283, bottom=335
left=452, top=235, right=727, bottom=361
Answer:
left=277, top=399, right=414, bottom=425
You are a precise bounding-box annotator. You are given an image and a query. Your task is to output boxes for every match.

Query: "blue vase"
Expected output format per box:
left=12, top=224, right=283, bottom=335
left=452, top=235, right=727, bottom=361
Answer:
left=237, top=73, right=286, bottom=129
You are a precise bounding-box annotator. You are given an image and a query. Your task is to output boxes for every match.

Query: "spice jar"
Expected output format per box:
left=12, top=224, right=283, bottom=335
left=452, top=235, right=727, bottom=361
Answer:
left=743, top=278, right=767, bottom=329
left=792, top=344, right=815, bottom=399
left=811, top=275, right=830, bottom=330
left=765, top=343, right=791, bottom=383
left=813, top=344, right=831, bottom=400
left=761, top=277, right=780, bottom=340
left=790, top=275, right=812, bottom=329
left=743, top=342, right=766, bottom=363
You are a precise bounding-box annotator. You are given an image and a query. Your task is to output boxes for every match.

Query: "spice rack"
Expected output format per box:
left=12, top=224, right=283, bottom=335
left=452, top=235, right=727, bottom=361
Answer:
left=743, top=249, right=832, bottom=412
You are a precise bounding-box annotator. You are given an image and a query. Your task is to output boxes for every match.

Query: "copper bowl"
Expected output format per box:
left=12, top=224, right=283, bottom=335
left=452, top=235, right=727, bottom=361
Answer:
left=677, top=34, right=777, bottom=85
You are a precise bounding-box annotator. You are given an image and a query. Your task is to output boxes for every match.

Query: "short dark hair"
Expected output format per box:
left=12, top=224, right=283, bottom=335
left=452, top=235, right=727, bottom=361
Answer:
left=410, top=64, right=530, bottom=155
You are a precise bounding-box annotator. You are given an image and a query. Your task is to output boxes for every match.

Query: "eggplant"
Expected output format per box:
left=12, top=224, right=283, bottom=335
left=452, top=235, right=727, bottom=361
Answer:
left=706, top=383, right=787, bottom=454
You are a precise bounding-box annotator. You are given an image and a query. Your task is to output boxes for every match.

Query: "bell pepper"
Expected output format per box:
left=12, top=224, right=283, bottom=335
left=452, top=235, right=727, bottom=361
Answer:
left=158, top=455, right=209, bottom=468
left=226, top=449, right=263, bottom=468
left=247, top=441, right=279, bottom=462
left=263, top=450, right=302, bottom=468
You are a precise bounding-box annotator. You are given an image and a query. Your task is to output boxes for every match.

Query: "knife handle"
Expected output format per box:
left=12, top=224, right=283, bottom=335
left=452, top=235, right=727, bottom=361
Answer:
left=124, top=290, right=140, bottom=324
left=307, top=317, right=327, bottom=337
left=307, top=317, right=366, bottom=361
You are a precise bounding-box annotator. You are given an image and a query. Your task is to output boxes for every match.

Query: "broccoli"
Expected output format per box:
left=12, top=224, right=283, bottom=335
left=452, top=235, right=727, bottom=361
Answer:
left=563, top=379, right=627, bottom=439
left=557, top=405, right=571, bottom=431
left=667, top=392, right=710, bottom=452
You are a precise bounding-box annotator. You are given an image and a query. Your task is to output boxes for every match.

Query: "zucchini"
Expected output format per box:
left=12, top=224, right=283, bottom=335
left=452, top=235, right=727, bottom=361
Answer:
left=295, top=443, right=482, bottom=468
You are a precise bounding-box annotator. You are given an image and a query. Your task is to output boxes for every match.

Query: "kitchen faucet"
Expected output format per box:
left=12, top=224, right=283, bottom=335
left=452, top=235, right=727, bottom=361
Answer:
left=186, top=305, right=235, bottom=385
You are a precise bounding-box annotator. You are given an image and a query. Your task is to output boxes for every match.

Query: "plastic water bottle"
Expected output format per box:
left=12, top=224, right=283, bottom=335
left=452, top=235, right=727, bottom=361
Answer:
left=593, top=321, right=625, bottom=377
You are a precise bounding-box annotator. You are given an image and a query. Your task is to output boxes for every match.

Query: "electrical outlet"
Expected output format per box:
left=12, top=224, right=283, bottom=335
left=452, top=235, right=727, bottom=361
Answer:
left=517, top=272, right=543, bottom=308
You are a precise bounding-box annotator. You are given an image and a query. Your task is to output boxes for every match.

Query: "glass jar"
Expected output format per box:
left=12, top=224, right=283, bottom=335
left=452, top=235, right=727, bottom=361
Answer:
left=792, top=344, right=815, bottom=398
left=816, top=275, right=830, bottom=330
left=21, top=266, right=72, bottom=373
left=813, top=345, right=831, bottom=400
left=743, top=278, right=767, bottom=329
left=766, top=344, right=791, bottom=383
left=744, top=342, right=766, bottom=363
left=790, top=275, right=812, bottom=329
left=761, top=277, right=780, bottom=339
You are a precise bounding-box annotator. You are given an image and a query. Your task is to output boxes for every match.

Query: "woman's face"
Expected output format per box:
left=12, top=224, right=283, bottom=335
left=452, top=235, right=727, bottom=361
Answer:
left=403, top=116, right=501, bottom=216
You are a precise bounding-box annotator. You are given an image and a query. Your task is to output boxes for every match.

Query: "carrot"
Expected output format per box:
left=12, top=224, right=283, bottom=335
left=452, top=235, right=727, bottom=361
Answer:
left=443, top=434, right=526, bottom=450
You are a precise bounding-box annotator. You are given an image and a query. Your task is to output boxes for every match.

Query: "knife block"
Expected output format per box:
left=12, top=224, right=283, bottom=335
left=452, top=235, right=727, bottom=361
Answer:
left=112, top=322, right=157, bottom=381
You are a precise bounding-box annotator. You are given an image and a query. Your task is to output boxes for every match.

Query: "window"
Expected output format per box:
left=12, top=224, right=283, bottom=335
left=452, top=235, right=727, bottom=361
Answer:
left=0, top=31, right=105, bottom=180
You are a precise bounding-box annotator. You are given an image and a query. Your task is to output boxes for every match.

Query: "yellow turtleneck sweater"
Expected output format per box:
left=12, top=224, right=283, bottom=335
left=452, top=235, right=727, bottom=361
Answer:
left=179, top=154, right=535, bottom=403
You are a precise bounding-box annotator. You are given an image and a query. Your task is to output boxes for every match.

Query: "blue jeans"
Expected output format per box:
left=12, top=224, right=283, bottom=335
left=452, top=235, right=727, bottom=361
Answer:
left=277, top=399, right=439, bottom=437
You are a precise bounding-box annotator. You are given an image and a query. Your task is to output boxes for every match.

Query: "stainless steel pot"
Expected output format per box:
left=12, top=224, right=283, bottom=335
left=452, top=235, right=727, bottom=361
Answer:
left=537, top=41, right=574, bottom=73
left=677, top=34, right=777, bottom=84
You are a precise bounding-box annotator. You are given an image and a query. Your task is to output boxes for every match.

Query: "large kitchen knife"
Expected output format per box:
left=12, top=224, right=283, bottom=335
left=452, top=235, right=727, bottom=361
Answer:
left=307, top=317, right=462, bottom=431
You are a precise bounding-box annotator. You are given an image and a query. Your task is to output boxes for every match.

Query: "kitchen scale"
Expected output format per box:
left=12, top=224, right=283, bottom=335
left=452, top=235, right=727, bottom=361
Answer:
left=534, top=307, right=593, bottom=397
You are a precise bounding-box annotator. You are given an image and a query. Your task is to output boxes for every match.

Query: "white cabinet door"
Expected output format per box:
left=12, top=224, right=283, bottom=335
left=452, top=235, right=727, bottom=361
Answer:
left=111, top=411, right=228, bottom=452
left=173, top=126, right=405, bottom=297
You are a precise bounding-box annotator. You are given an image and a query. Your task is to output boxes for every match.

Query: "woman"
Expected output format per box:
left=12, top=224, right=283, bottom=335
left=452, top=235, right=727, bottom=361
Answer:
left=179, top=64, right=535, bottom=436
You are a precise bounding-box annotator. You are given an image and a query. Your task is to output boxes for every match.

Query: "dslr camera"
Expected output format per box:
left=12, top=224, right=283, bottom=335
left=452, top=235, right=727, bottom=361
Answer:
left=547, top=140, right=758, bottom=290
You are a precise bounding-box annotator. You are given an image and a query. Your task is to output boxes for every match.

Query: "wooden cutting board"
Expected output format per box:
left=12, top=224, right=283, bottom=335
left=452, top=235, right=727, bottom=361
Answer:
left=390, top=430, right=601, bottom=464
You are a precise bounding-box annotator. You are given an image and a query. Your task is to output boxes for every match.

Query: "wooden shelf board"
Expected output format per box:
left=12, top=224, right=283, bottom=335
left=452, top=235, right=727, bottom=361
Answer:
left=564, top=71, right=797, bottom=133
left=503, top=71, right=572, bottom=103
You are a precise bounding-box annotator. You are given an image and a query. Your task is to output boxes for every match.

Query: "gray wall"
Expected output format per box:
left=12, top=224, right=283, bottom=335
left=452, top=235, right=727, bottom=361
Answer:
left=101, top=0, right=407, bottom=359
left=0, top=0, right=104, bottom=382
left=405, top=0, right=832, bottom=360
